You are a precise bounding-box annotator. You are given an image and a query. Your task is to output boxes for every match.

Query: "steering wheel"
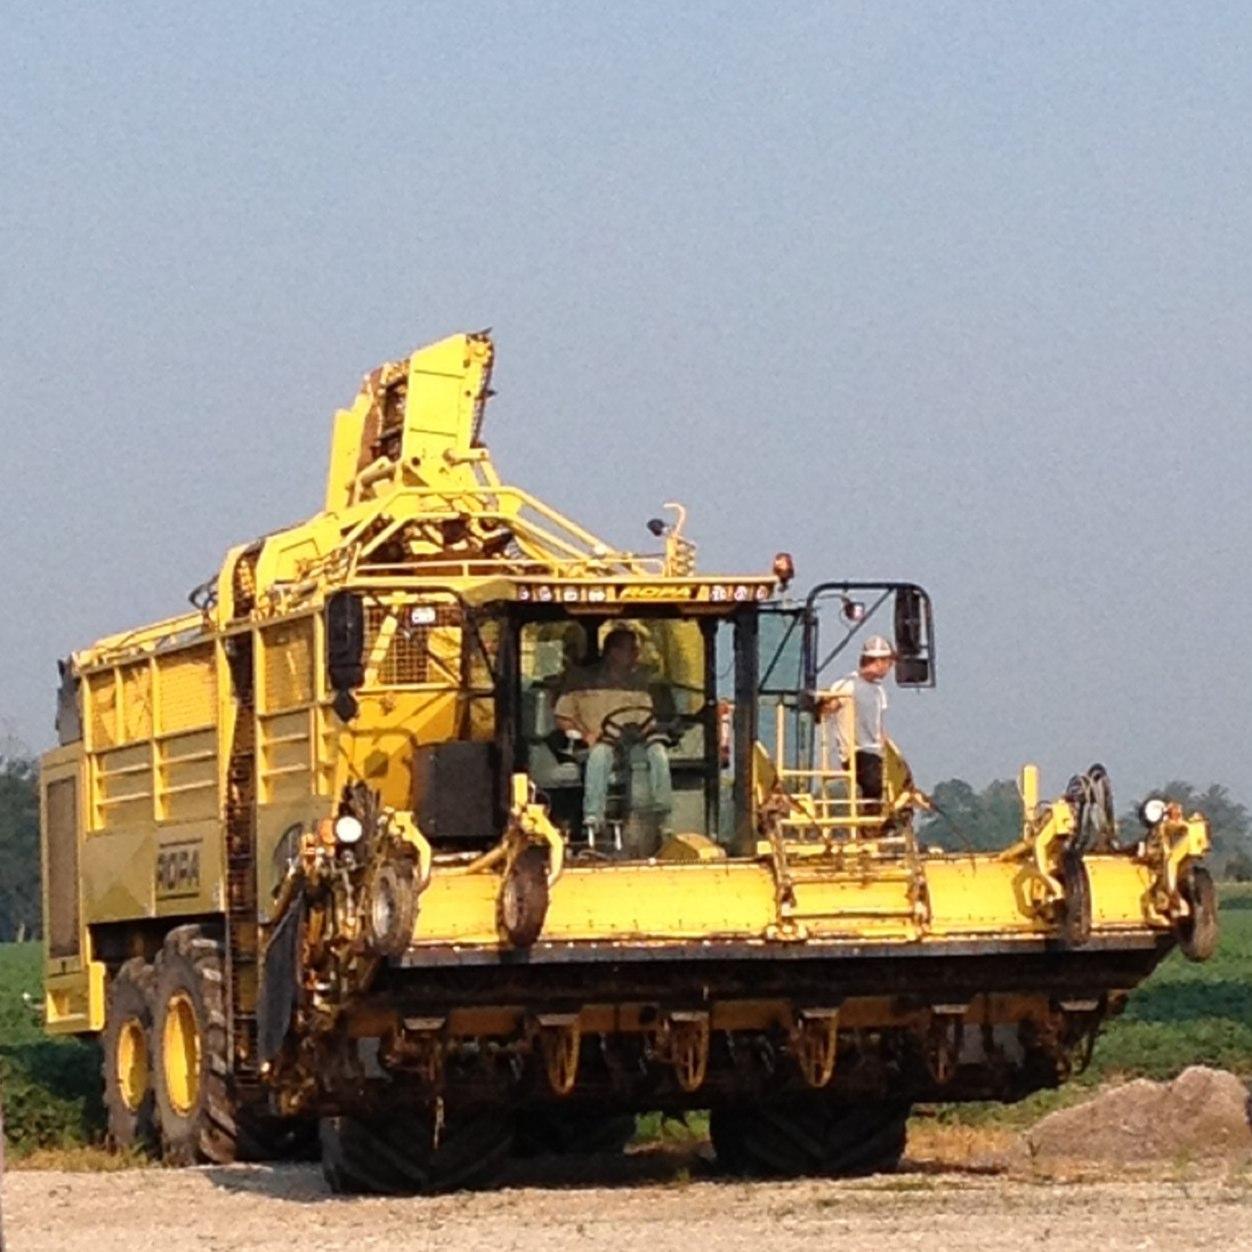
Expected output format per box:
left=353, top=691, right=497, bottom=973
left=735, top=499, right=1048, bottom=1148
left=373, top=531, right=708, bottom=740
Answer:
left=598, top=703, right=657, bottom=747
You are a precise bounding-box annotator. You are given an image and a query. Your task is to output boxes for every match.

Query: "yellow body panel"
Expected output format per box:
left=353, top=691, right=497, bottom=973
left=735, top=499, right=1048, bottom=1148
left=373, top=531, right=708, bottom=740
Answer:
left=407, top=852, right=1163, bottom=951
left=44, top=959, right=106, bottom=1034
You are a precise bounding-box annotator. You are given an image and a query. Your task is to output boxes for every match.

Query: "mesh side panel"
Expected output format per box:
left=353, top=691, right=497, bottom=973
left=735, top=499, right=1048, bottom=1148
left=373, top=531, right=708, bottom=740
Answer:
left=261, top=618, right=315, bottom=712
left=363, top=605, right=398, bottom=683
left=88, top=673, right=116, bottom=749
left=365, top=604, right=461, bottom=686
left=158, top=644, right=217, bottom=733
left=45, top=778, right=79, bottom=959
left=119, top=663, right=153, bottom=743
left=384, top=626, right=429, bottom=684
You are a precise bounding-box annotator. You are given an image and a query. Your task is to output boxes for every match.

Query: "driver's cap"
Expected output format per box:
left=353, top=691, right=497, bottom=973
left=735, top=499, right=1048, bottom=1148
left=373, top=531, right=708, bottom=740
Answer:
left=861, top=635, right=895, bottom=659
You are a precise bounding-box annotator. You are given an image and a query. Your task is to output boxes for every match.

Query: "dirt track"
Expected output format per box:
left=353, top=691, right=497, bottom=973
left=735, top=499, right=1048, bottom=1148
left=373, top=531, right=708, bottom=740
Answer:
left=8, top=1153, right=1252, bottom=1252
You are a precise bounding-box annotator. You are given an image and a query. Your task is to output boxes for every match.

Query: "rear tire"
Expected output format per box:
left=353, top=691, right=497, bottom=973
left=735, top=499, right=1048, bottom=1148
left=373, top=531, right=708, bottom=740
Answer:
left=150, top=924, right=309, bottom=1164
left=710, top=1100, right=910, bottom=1178
left=321, top=1106, right=515, bottom=1195
left=102, top=958, right=158, bottom=1153
left=151, top=925, right=237, bottom=1164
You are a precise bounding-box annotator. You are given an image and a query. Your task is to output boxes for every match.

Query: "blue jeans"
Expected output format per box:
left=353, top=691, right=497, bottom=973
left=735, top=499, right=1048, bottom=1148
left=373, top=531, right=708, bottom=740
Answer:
left=583, top=741, right=673, bottom=828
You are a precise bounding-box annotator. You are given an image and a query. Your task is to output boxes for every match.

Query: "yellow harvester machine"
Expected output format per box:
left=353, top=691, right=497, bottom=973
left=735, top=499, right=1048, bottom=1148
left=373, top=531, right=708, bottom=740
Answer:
left=41, top=331, right=1217, bottom=1192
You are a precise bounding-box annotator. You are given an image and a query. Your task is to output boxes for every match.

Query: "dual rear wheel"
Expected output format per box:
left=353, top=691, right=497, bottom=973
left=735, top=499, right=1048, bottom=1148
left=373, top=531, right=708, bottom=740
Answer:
left=101, top=924, right=314, bottom=1163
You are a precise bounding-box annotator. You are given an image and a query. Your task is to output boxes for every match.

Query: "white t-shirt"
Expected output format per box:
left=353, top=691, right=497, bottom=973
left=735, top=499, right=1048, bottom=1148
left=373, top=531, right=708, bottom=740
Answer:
left=824, top=670, right=888, bottom=758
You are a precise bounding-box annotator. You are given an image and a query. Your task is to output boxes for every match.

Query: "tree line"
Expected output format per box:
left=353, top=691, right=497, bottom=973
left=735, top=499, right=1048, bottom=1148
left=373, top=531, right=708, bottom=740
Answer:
left=0, top=755, right=39, bottom=941
left=0, top=752, right=1249, bottom=941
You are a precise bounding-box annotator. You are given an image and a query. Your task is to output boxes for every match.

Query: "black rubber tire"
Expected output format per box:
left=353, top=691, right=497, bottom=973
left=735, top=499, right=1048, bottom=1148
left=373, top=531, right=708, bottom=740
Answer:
left=320, top=1106, right=515, bottom=1195
left=513, top=1108, right=637, bottom=1158
left=497, top=845, right=550, bottom=947
left=148, top=925, right=334, bottom=1165
left=101, top=957, right=158, bottom=1153
left=1177, top=861, right=1219, bottom=962
left=710, top=1100, right=910, bottom=1178
left=365, top=857, right=419, bottom=958
left=150, top=924, right=312, bottom=1165
left=151, top=925, right=239, bottom=1165
left=1060, top=848, right=1092, bottom=947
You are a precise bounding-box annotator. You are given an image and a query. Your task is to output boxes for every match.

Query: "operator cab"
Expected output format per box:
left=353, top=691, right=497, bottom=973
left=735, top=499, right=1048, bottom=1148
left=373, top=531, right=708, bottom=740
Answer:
left=504, top=579, right=934, bottom=858
left=323, top=580, right=935, bottom=862
left=518, top=615, right=713, bottom=856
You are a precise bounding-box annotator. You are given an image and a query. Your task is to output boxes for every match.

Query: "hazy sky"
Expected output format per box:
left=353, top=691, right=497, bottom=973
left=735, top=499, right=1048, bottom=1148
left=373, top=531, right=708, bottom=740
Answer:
left=2, top=2, right=1249, bottom=808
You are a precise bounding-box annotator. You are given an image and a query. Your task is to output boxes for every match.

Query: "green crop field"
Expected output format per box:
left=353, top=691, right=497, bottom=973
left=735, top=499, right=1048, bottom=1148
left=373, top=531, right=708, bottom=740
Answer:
left=1086, top=884, right=1252, bottom=1080
left=0, top=943, right=103, bottom=1157
left=3, top=887, right=1252, bottom=1158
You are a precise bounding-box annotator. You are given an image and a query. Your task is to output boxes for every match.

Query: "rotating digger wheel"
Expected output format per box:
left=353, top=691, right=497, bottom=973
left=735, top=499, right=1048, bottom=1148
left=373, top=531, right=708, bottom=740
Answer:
left=497, top=845, right=550, bottom=948
left=1176, top=860, right=1219, bottom=962
left=513, top=1108, right=637, bottom=1158
left=1060, top=848, right=1092, bottom=947
left=102, top=957, right=158, bottom=1152
left=710, top=1100, right=910, bottom=1178
left=365, top=857, right=420, bottom=958
left=320, top=1106, right=515, bottom=1195
left=152, top=924, right=315, bottom=1164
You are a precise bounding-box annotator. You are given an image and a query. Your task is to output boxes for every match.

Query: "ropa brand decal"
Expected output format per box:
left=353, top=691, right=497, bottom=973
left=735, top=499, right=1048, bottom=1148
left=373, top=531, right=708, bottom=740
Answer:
left=156, top=841, right=202, bottom=899
left=618, top=585, right=695, bottom=600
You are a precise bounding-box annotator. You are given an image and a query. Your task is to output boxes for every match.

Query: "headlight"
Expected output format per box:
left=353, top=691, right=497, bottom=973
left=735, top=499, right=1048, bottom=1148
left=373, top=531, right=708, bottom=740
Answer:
left=1139, top=797, right=1167, bottom=828
left=334, top=814, right=365, bottom=845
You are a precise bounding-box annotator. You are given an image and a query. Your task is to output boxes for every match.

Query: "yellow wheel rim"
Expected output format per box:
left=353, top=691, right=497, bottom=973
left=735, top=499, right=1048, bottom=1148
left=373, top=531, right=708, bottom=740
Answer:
left=162, top=991, right=201, bottom=1116
left=116, top=1018, right=149, bottom=1112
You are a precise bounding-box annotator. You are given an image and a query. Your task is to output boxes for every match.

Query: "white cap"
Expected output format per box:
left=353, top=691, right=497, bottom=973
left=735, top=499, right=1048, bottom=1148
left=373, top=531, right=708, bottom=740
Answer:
left=861, top=635, right=895, bottom=659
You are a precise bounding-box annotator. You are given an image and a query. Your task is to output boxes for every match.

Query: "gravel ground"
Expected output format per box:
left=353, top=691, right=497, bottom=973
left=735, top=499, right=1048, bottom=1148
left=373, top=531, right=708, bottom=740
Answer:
left=7, top=1156, right=1252, bottom=1252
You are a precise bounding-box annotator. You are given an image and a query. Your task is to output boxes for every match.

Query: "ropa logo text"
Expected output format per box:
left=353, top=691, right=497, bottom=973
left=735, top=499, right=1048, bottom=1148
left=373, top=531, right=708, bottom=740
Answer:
left=618, top=585, right=694, bottom=601
left=156, top=843, right=201, bottom=899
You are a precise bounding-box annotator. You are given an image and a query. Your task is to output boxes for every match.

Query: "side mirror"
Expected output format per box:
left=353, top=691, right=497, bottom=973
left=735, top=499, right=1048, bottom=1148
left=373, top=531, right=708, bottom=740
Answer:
left=326, top=592, right=364, bottom=719
left=893, top=586, right=934, bottom=687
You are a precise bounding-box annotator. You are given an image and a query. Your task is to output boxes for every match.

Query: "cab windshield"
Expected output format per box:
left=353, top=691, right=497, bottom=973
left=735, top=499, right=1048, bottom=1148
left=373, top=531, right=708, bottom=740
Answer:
left=517, top=615, right=723, bottom=853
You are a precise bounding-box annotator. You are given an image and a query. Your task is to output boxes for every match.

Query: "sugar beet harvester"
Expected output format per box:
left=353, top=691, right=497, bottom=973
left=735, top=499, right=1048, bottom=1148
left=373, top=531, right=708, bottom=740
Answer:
left=41, top=332, right=1216, bottom=1191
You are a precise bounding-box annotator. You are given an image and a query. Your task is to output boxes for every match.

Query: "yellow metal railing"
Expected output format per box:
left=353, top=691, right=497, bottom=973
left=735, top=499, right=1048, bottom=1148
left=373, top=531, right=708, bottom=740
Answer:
left=769, top=701, right=900, bottom=840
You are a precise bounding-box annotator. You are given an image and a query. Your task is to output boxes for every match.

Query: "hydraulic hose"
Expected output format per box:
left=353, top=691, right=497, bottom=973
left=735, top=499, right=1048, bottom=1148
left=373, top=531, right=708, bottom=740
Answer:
left=1065, top=764, right=1117, bottom=854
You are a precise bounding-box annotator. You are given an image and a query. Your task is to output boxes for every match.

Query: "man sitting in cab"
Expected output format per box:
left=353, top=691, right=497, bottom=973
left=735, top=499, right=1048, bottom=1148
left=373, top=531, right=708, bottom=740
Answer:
left=554, top=626, right=673, bottom=845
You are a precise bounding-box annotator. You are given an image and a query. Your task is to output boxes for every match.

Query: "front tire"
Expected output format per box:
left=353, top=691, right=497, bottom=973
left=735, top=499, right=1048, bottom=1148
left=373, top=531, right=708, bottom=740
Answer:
left=321, top=1106, right=514, bottom=1195
left=102, top=957, right=158, bottom=1152
left=710, top=1100, right=910, bottom=1178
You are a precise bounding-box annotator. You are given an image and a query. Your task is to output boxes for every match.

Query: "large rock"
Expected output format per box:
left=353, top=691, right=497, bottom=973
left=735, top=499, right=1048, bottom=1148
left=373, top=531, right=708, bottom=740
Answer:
left=1027, top=1066, right=1252, bottom=1165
